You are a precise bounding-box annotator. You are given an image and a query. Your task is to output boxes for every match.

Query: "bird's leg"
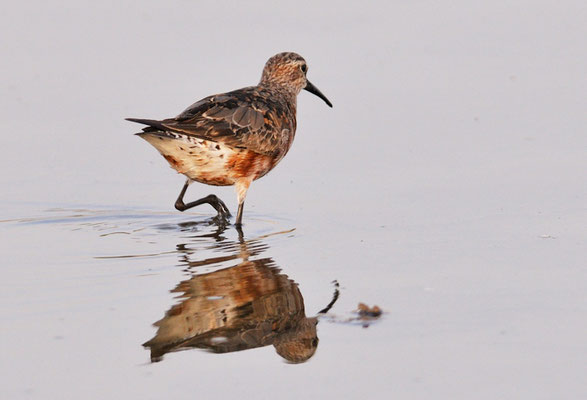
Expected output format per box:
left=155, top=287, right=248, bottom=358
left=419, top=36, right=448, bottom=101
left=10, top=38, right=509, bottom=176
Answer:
left=235, top=223, right=244, bottom=240
left=236, top=201, right=245, bottom=227
left=174, top=179, right=231, bottom=218
left=234, top=178, right=252, bottom=227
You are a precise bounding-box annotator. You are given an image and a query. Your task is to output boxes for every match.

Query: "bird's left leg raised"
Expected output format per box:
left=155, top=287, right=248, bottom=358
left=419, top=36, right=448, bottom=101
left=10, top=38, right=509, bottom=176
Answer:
left=174, top=179, right=231, bottom=218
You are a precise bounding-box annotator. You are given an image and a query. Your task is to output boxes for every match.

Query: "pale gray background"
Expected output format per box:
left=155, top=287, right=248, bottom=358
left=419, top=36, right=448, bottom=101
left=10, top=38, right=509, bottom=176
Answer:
left=1, top=1, right=586, bottom=399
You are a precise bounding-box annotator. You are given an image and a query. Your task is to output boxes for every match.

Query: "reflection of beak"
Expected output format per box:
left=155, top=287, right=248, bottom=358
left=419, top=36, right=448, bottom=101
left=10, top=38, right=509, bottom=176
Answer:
left=304, top=80, right=333, bottom=108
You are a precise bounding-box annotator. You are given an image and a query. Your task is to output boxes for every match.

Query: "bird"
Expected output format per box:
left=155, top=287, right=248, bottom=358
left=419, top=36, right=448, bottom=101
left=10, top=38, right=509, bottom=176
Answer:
left=127, top=52, right=332, bottom=227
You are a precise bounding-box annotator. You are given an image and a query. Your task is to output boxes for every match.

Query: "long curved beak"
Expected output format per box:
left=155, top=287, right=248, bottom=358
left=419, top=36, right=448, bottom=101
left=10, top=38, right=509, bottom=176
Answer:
left=304, top=80, right=333, bottom=108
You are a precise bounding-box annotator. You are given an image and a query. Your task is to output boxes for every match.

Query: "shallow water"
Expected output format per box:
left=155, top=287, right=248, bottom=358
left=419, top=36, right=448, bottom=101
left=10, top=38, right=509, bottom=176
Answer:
left=2, top=1, right=587, bottom=399
left=1, top=207, right=388, bottom=398
left=2, top=200, right=585, bottom=398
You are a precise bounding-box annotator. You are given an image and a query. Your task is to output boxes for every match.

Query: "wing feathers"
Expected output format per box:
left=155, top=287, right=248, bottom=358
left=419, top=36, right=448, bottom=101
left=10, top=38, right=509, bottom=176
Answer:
left=126, top=87, right=294, bottom=156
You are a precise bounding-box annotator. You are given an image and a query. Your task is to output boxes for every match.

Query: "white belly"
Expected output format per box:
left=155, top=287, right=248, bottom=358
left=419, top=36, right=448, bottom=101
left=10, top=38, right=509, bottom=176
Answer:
left=139, top=132, right=239, bottom=186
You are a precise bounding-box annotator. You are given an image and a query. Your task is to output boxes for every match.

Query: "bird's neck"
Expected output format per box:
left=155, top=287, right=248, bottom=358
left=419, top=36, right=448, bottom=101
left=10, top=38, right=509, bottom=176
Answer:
left=258, top=81, right=298, bottom=112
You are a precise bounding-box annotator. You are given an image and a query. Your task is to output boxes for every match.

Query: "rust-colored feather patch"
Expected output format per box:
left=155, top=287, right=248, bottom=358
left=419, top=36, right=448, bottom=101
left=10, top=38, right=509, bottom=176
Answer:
left=227, top=150, right=274, bottom=180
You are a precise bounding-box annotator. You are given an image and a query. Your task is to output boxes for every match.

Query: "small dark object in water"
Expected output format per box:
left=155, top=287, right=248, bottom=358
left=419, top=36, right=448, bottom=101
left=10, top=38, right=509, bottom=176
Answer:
left=357, top=303, right=382, bottom=318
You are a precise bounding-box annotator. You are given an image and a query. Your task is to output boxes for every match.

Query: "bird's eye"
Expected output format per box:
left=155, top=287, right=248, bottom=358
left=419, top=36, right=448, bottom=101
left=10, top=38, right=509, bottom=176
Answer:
left=300, top=64, right=307, bottom=73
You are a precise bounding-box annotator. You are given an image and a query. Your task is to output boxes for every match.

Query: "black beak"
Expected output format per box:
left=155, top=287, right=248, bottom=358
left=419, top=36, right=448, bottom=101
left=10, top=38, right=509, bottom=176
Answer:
left=304, top=80, right=333, bottom=108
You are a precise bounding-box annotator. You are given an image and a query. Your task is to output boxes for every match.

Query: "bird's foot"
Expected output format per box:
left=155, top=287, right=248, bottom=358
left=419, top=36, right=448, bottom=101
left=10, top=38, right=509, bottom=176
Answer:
left=207, top=195, right=231, bottom=218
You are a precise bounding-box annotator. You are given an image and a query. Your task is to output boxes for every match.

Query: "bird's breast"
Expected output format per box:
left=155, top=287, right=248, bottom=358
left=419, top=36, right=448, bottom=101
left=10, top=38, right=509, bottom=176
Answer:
left=226, top=149, right=277, bottom=181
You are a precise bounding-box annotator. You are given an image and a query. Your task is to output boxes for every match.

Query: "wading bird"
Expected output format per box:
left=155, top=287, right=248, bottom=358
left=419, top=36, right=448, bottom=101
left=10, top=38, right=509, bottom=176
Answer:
left=127, top=52, right=332, bottom=226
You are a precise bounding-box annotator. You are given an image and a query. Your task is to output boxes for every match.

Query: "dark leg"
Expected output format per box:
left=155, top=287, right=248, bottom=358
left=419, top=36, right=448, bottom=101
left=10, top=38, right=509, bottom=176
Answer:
left=235, top=223, right=244, bottom=240
left=174, top=180, right=231, bottom=217
left=235, top=201, right=244, bottom=227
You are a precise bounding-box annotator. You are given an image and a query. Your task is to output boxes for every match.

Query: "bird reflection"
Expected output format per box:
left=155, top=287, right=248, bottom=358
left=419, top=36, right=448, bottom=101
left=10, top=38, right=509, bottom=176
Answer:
left=144, top=224, right=336, bottom=364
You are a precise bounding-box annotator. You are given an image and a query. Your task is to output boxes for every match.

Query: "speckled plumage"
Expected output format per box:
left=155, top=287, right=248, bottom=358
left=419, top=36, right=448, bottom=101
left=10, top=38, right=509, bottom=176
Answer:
left=127, top=52, right=332, bottom=226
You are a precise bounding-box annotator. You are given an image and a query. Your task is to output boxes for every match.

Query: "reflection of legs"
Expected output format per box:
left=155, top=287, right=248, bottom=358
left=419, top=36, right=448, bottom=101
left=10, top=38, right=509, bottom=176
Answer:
left=174, top=180, right=231, bottom=217
left=235, top=178, right=252, bottom=227
left=318, top=281, right=340, bottom=314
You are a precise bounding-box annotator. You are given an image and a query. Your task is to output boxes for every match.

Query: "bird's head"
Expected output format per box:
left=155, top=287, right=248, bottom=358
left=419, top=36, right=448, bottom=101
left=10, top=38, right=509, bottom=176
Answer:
left=260, top=52, right=332, bottom=107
